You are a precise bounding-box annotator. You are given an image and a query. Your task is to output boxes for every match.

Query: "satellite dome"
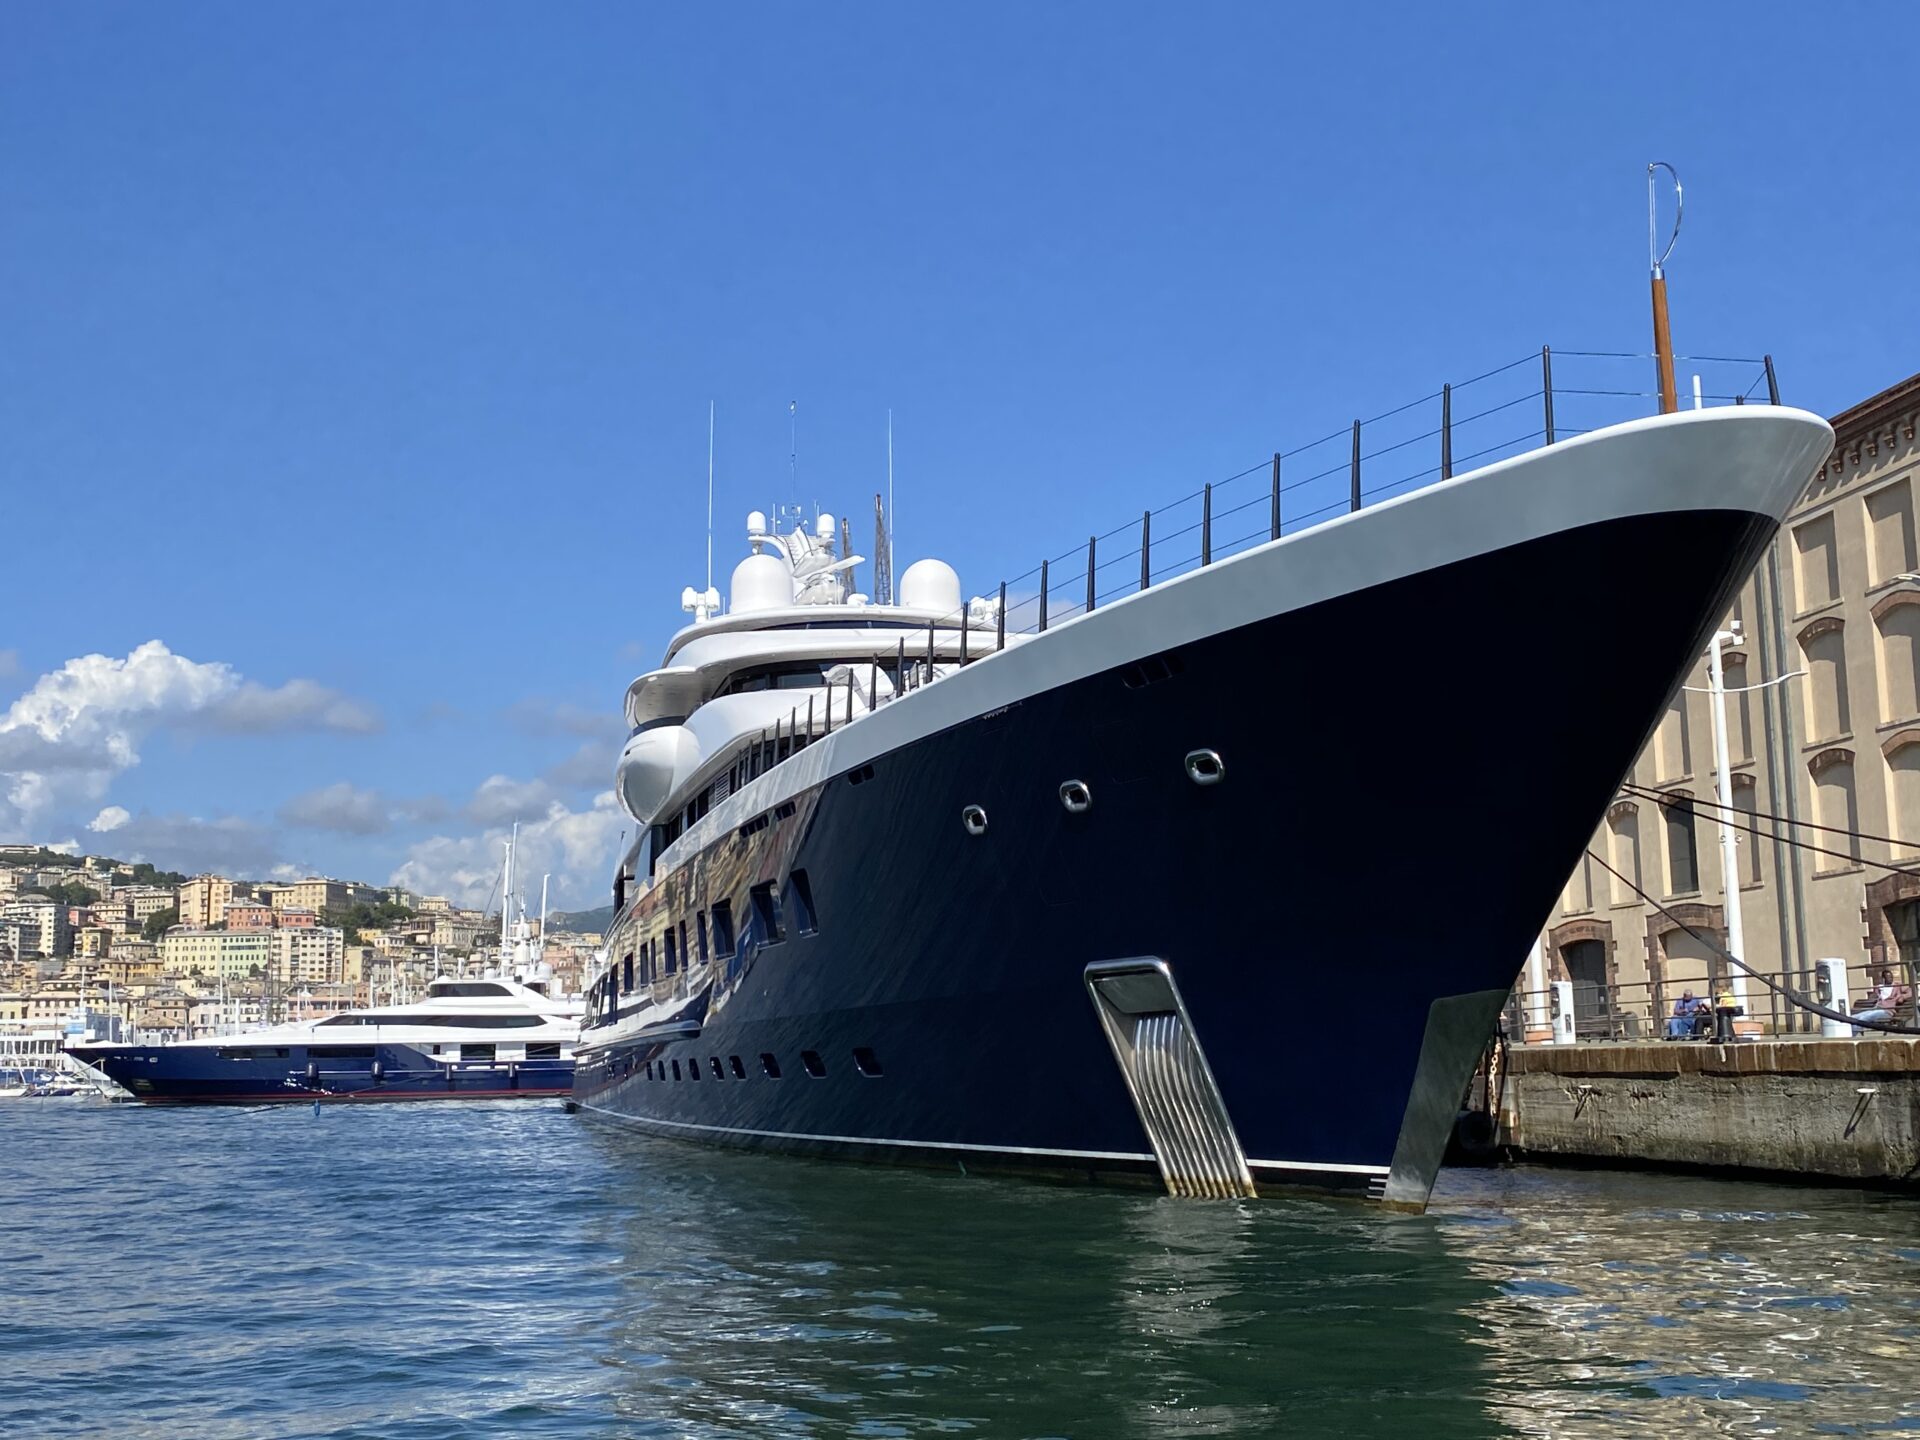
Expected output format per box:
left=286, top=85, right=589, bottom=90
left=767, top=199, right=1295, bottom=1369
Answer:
left=746, top=510, right=768, bottom=537
left=899, top=558, right=962, bottom=615
left=730, top=552, right=794, bottom=613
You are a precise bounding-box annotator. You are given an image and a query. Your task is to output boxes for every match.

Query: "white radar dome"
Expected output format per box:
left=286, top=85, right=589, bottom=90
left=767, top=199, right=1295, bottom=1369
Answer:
left=746, top=510, right=768, bottom=536
left=730, top=552, right=794, bottom=613
left=816, top=512, right=836, bottom=540
left=899, top=558, right=962, bottom=615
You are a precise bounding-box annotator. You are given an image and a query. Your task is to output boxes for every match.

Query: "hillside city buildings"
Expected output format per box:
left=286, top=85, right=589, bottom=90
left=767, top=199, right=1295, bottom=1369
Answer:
left=0, top=848, right=599, bottom=1043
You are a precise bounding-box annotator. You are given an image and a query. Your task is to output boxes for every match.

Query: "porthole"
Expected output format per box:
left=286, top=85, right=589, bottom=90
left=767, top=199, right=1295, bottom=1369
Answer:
left=671, top=1059, right=681, bottom=1081
left=801, top=1049, right=826, bottom=1078
left=853, top=1047, right=884, bottom=1077
left=729, top=1055, right=746, bottom=1079
left=961, top=804, right=988, bottom=836
left=710, top=1057, right=725, bottom=1080
left=760, top=1052, right=782, bottom=1078
left=1185, top=749, right=1225, bottom=786
left=1059, top=779, right=1092, bottom=814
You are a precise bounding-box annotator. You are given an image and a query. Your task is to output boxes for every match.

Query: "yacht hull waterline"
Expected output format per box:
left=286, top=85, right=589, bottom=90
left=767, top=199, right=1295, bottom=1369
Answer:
left=71, top=1044, right=573, bottom=1104
left=572, top=408, right=1835, bottom=1207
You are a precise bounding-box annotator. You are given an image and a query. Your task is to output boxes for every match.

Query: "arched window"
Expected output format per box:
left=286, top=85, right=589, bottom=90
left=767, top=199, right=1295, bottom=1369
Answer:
left=1809, top=748, right=1861, bottom=868
left=1561, top=853, right=1593, bottom=915
left=1794, top=511, right=1840, bottom=612
left=1873, top=593, right=1920, bottom=726
left=1722, top=652, right=1755, bottom=763
left=1865, top=478, right=1917, bottom=586
left=1656, top=692, right=1692, bottom=781
left=1799, top=618, right=1852, bottom=743
left=1661, top=794, right=1700, bottom=896
left=1606, top=803, right=1641, bottom=906
left=1731, top=774, right=1764, bottom=885
left=1882, top=734, right=1920, bottom=860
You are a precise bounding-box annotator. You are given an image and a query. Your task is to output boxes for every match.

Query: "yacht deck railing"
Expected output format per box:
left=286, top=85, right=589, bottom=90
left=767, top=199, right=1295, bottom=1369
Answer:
left=729, top=347, right=1782, bottom=781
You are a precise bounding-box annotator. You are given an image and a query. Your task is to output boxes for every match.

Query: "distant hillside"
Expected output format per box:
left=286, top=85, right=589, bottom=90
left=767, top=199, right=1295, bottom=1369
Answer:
left=549, top=905, right=614, bottom=935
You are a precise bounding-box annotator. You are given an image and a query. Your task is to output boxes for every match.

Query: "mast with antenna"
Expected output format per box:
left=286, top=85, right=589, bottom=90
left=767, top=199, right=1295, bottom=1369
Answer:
left=707, top=401, right=715, bottom=594
left=1648, top=162, right=1682, bottom=416
left=873, top=493, right=893, bottom=604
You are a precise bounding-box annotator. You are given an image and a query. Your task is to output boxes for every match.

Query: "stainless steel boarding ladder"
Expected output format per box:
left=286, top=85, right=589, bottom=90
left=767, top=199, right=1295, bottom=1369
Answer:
left=1084, top=958, right=1255, bottom=1198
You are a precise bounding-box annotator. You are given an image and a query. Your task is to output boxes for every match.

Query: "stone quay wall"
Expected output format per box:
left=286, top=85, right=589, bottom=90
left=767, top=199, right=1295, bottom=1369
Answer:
left=1504, top=1039, right=1920, bottom=1184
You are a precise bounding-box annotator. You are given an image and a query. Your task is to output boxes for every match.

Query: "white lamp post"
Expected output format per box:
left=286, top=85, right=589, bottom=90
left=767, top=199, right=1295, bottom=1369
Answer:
left=1705, top=625, right=1748, bottom=1010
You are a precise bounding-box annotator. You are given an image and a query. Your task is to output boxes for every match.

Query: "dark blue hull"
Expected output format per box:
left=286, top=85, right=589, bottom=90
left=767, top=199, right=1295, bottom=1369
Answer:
left=575, top=508, right=1775, bottom=1199
left=72, top=1042, right=573, bottom=1105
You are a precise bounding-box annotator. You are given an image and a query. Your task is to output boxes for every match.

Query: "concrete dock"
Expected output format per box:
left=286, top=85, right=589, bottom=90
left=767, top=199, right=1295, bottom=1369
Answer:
left=1501, top=1037, right=1919, bottom=1184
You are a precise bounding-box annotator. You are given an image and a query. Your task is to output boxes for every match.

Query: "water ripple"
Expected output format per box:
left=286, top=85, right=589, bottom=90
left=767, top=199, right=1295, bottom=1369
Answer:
left=3, top=1104, right=1916, bottom=1437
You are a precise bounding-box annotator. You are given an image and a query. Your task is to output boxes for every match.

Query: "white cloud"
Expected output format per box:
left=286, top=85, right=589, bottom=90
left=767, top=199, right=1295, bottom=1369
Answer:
left=545, top=740, right=616, bottom=792
left=279, top=781, right=392, bottom=835
left=0, top=641, right=380, bottom=831
left=465, top=774, right=557, bottom=826
left=86, top=810, right=286, bottom=877
left=89, top=805, right=131, bottom=833
left=392, top=791, right=625, bottom=909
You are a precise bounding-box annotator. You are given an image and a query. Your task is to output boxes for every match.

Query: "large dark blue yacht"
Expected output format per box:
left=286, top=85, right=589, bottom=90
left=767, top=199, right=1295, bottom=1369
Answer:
left=571, top=400, right=1832, bottom=1209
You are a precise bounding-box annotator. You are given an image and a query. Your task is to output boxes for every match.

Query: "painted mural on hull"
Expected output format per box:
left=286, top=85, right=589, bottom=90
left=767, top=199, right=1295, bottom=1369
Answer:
left=574, top=408, right=1835, bottom=1208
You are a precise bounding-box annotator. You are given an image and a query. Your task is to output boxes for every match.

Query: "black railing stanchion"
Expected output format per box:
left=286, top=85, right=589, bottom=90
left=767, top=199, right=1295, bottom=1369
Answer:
left=1140, top=510, right=1151, bottom=590
left=996, top=581, right=1006, bottom=650
left=1542, top=345, right=1555, bottom=444
left=848, top=673, right=855, bottom=724
left=1269, top=454, right=1281, bottom=540
left=926, top=622, right=935, bottom=684
left=773, top=716, right=782, bottom=764
left=868, top=658, right=877, bottom=710
left=1764, top=354, right=1780, bottom=405
left=959, top=603, right=970, bottom=665
left=896, top=638, right=906, bottom=694
left=1039, top=560, right=1049, bottom=632
left=805, top=698, right=813, bottom=746
left=824, top=681, right=833, bottom=735
left=1349, top=420, right=1361, bottom=512
left=1086, top=536, right=1097, bottom=612
left=1201, top=484, right=1213, bottom=565
left=1441, top=384, right=1452, bottom=480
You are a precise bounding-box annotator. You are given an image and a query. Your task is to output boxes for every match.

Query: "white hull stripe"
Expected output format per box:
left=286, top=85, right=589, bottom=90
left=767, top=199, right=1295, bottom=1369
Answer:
left=578, top=1103, right=1388, bottom=1176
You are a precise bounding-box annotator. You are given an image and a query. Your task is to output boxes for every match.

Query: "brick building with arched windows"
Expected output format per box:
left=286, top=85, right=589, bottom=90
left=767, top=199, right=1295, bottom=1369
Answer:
left=1536, top=371, right=1920, bottom=1035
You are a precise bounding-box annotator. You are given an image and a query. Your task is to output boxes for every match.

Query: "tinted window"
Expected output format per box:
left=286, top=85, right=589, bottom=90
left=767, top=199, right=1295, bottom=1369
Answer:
left=750, top=883, right=783, bottom=944
left=711, top=901, right=735, bottom=959
left=787, top=870, right=818, bottom=936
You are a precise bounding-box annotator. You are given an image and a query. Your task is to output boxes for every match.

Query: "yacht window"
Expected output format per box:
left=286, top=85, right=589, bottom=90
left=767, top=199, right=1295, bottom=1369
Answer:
left=710, top=901, right=735, bottom=960
left=786, top=870, right=818, bottom=937
left=428, top=982, right=513, bottom=998
left=671, top=1059, right=681, bottom=1080
left=729, top=1055, right=746, bottom=1079
left=696, top=911, right=709, bottom=966
left=710, top=1057, right=724, bottom=1079
left=215, top=1047, right=290, bottom=1059
left=623, top=952, right=634, bottom=993
left=664, top=927, right=678, bottom=974
left=760, top=1052, right=782, bottom=1078
left=853, top=1047, right=884, bottom=1077
left=527, top=1043, right=562, bottom=1060
left=714, top=662, right=839, bottom=697
left=679, top=921, right=691, bottom=970
left=309, top=1046, right=375, bottom=1060
left=749, top=883, right=783, bottom=945
left=801, top=1050, right=826, bottom=1078
left=463, top=1043, right=496, bottom=1062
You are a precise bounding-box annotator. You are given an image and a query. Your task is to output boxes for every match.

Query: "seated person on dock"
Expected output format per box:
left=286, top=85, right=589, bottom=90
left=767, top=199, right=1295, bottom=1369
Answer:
left=1852, top=969, right=1912, bottom=1034
left=1666, top=990, right=1707, bottom=1040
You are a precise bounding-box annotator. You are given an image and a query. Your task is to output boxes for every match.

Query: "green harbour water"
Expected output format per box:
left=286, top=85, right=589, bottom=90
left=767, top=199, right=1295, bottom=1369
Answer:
left=4, top=1101, right=1916, bottom=1437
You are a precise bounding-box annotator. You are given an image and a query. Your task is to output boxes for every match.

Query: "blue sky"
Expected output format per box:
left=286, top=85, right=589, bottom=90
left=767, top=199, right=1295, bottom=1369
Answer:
left=3, top=3, right=1912, bottom=906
